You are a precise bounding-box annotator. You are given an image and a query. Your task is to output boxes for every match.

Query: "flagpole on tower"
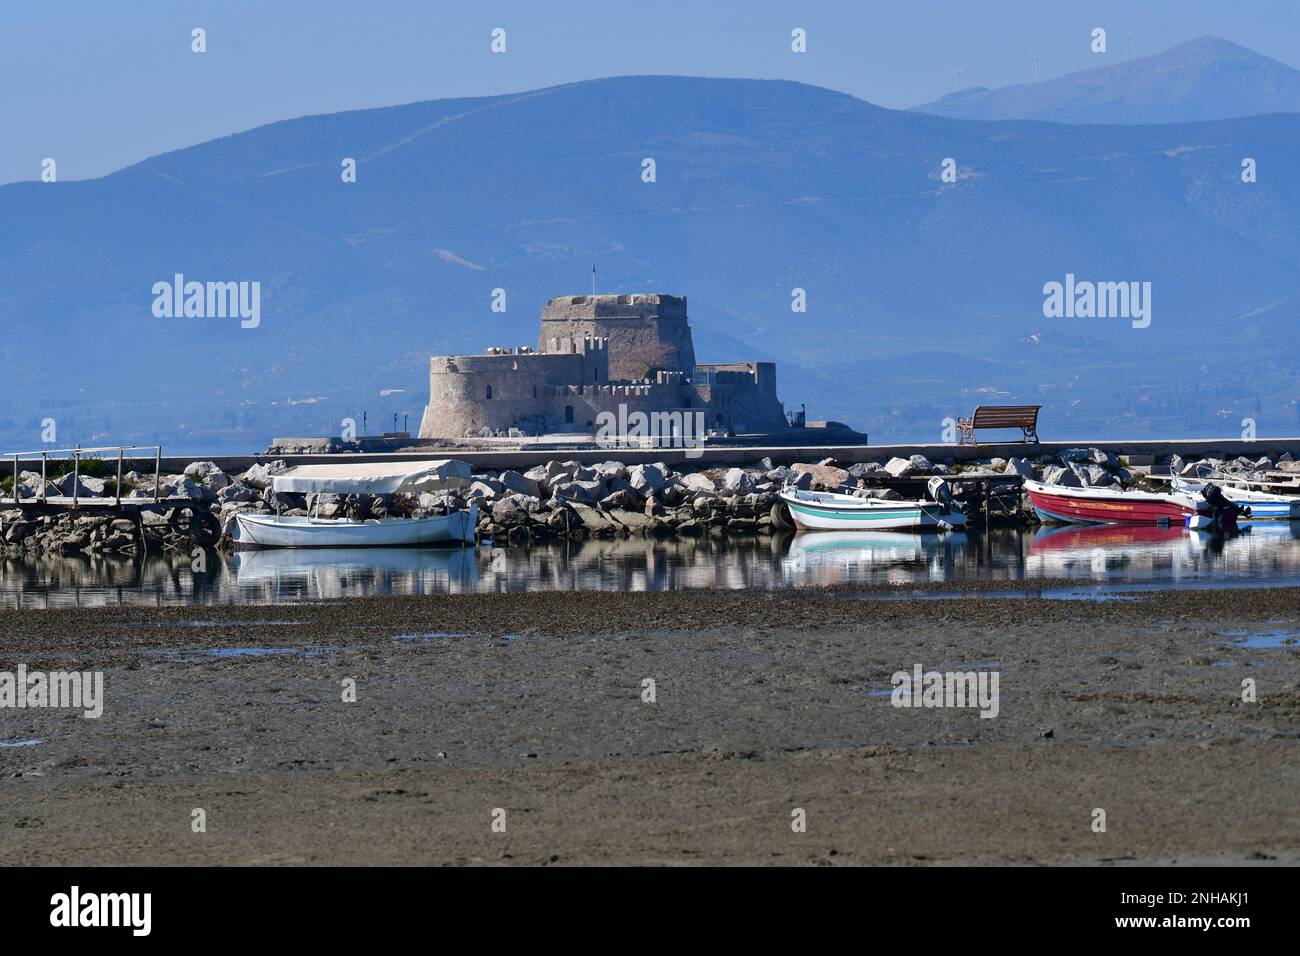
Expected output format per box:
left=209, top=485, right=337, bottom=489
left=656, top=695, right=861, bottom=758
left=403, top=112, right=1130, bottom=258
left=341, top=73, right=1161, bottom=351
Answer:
left=592, top=263, right=596, bottom=295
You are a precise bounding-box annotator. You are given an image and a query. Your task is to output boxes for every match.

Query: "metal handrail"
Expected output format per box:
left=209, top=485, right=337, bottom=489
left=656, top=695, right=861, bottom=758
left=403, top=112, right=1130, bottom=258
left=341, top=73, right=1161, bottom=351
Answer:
left=4, top=444, right=162, bottom=456
left=6, top=445, right=162, bottom=507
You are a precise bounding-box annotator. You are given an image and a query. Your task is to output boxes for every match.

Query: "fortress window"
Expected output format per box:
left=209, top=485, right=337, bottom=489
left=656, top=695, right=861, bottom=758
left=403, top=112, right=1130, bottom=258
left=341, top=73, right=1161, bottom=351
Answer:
left=564, top=405, right=574, bottom=424
left=485, top=385, right=493, bottom=400
left=593, top=368, right=598, bottom=382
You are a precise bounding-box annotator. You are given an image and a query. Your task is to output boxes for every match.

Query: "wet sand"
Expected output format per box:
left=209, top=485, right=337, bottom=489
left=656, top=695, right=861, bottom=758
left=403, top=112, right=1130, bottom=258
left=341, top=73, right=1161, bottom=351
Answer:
left=1, top=582, right=1297, bottom=865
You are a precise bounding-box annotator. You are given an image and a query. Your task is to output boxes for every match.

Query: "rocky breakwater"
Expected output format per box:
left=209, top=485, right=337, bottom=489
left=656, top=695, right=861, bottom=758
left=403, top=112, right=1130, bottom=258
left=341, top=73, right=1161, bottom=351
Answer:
left=3, top=447, right=1295, bottom=558
left=459, top=456, right=978, bottom=543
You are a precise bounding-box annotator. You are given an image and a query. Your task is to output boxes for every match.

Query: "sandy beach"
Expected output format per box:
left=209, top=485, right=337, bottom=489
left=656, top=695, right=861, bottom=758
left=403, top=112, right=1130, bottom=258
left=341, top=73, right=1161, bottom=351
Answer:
left=0, top=582, right=1296, bottom=865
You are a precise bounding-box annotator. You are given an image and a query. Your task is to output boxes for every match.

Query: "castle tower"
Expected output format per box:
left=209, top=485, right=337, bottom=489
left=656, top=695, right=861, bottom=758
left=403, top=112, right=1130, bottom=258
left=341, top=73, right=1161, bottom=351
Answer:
left=538, top=293, right=696, bottom=381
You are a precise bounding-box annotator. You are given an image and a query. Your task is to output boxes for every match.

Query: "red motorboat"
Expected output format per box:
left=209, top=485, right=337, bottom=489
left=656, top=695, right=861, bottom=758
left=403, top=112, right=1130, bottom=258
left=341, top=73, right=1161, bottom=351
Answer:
left=1024, top=478, right=1201, bottom=526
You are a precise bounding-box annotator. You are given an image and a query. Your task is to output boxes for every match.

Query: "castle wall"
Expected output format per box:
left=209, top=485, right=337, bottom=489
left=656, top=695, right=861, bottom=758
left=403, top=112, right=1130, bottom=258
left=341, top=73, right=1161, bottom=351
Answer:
left=539, top=294, right=696, bottom=380
left=418, top=294, right=787, bottom=439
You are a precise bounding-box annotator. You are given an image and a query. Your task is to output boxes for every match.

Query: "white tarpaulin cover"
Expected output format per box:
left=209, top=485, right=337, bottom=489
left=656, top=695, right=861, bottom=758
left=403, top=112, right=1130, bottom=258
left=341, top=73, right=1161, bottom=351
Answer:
left=270, top=459, right=472, bottom=495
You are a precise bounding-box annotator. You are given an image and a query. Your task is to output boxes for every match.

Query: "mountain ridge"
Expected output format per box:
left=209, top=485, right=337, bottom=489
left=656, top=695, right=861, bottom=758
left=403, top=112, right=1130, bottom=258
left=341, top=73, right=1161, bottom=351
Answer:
left=911, top=36, right=1300, bottom=125
left=3, top=66, right=1299, bottom=452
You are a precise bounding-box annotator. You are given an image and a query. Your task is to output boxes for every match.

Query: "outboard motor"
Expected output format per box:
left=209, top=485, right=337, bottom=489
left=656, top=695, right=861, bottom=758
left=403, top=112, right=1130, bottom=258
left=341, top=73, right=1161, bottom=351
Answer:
left=1201, top=483, right=1243, bottom=530
left=926, top=476, right=954, bottom=506
left=926, top=477, right=960, bottom=530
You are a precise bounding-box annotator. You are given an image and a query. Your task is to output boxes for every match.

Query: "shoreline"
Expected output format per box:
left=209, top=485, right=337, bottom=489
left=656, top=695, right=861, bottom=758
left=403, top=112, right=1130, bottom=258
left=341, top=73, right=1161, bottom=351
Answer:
left=2, top=585, right=1296, bottom=865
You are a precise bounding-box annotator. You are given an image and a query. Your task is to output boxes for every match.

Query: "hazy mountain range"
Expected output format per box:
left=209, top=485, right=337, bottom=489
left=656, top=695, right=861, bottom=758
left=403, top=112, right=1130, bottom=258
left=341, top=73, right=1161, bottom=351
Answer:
left=3, top=36, right=1300, bottom=453
left=912, top=36, right=1300, bottom=125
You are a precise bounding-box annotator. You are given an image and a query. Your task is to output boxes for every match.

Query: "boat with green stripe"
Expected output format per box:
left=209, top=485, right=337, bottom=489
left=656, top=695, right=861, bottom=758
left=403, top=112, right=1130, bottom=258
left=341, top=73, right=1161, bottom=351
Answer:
left=779, top=478, right=967, bottom=532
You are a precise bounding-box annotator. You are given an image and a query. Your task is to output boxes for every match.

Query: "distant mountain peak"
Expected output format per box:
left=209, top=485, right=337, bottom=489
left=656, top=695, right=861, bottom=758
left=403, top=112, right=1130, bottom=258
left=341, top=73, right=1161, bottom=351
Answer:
left=911, top=36, right=1300, bottom=125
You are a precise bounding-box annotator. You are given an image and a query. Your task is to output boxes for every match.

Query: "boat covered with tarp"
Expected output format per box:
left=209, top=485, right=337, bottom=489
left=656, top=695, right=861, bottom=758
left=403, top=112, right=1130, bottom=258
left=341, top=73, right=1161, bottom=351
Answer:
left=233, top=459, right=476, bottom=549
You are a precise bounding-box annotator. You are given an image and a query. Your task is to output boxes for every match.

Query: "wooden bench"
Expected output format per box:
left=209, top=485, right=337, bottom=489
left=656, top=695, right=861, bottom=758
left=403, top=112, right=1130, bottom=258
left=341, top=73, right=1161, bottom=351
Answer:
left=957, top=405, right=1041, bottom=445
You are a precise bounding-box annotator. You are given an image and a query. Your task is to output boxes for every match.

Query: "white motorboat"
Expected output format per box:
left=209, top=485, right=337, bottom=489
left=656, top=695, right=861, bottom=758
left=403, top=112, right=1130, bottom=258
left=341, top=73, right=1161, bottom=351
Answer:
left=1170, top=466, right=1300, bottom=520
left=778, top=478, right=967, bottom=532
left=233, top=459, right=477, bottom=549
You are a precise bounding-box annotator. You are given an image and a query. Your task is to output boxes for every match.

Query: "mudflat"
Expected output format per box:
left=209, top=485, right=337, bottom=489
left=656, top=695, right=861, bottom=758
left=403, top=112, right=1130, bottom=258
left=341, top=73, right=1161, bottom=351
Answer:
left=1, top=583, right=1297, bottom=865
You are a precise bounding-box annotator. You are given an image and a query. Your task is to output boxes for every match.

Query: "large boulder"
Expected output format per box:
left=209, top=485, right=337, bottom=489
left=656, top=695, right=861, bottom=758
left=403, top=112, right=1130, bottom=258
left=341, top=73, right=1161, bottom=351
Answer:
left=217, top=481, right=259, bottom=503
left=860, top=487, right=904, bottom=501
left=308, top=493, right=346, bottom=518
left=628, top=463, right=666, bottom=494
left=498, top=470, right=542, bottom=499
left=607, top=508, right=655, bottom=533
left=54, top=473, right=105, bottom=497
left=591, top=460, right=629, bottom=482
left=599, top=488, right=638, bottom=511
left=1062, top=447, right=1117, bottom=468
left=848, top=462, right=885, bottom=480
left=722, top=467, right=756, bottom=495
left=1041, top=465, right=1082, bottom=488
left=183, top=461, right=224, bottom=481
left=568, top=502, right=617, bottom=534
left=551, top=479, right=603, bottom=505
left=1082, top=464, right=1118, bottom=487
left=883, top=456, right=915, bottom=478
left=491, top=494, right=532, bottom=524
left=790, top=462, right=850, bottom=490
left=239, top=461, right=287, bottom=490
left=465, top=479, right=504, bottom=501
left=1003, top=457, right=1036, bottom=479
left=679, top=472, right=719, bottom=496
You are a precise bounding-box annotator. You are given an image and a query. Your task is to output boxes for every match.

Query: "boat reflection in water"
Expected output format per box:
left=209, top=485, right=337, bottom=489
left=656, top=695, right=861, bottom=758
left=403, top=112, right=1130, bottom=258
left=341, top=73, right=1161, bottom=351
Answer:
left=233, top=546, right=479, bottom=601
left=6, top=522, right=1300, bottom=608
left=784, top=531, right=969, bottom=585
left=1026, top=521, right=1300, bottom=583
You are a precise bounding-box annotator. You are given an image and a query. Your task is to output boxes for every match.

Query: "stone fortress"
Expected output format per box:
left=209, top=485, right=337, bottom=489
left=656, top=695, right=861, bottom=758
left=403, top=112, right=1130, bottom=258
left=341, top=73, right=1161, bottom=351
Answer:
left=418, top=293, right=790, bottom=440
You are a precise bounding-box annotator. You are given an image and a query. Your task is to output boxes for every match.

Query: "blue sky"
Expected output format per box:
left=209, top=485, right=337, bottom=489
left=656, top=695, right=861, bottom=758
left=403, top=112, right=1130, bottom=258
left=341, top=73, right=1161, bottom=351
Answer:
left=6, top=0, right=1300, bottom=185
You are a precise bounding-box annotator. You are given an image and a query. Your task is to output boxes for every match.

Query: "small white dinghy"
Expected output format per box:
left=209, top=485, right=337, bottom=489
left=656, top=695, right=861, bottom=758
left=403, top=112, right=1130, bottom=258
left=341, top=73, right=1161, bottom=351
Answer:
left=233, top=459, right=477, bottom=549
left=779, top=478, right=967, bottom=532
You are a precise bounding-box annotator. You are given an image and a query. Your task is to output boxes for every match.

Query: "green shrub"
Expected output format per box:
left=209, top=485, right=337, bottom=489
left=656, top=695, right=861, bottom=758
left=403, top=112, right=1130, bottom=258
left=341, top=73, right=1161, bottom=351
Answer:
left=50, top=457, right=115, bottom=480
left=102, top=478, right=136, bottom=497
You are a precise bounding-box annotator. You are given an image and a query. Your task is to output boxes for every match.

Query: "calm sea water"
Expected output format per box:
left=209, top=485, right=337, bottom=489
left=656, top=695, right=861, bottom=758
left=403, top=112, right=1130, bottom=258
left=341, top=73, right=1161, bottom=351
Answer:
left=3, top=522, right=1300, bottom=609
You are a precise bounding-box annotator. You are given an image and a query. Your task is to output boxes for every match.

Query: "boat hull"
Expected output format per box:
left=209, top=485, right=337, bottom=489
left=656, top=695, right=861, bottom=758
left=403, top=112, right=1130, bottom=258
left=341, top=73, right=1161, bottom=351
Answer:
left=1172, top=478, right=1300, bottom=520
left=233, top=504, right=477, bottom=549
left=1024, top=480, right=1194, bottom=526
left=779, top=490, right=965, bottom=532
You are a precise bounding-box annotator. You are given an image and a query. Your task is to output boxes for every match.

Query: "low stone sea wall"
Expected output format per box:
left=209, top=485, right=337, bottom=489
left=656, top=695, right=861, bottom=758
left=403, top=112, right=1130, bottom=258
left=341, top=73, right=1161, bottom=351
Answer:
left=2, top=445, right=1294, bottom=557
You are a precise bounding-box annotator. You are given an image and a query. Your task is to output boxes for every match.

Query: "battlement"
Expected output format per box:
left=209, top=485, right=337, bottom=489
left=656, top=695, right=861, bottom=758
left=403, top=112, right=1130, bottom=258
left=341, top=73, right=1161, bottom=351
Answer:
left=544, top=334, right=608, bottom=355
left=542, top=293, right=687, bottom=323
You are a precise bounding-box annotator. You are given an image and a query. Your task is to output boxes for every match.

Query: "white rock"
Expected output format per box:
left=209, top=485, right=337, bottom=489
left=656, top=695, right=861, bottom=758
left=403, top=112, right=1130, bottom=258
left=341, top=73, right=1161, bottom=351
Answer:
left=1003, top=457, right=1035, bottom=479
left=680, top=473, right=718, bottom=495
left=184, top=461, right=223, bottom=480
left=628, top=463, right=666, bottom=494
left=884, top=457, right=915, bottom=478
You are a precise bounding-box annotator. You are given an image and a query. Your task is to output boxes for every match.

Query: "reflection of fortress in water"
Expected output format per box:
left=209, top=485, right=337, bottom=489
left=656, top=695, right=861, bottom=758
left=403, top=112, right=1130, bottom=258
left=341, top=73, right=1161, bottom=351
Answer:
left=418, top=293, right=788, bottom=440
